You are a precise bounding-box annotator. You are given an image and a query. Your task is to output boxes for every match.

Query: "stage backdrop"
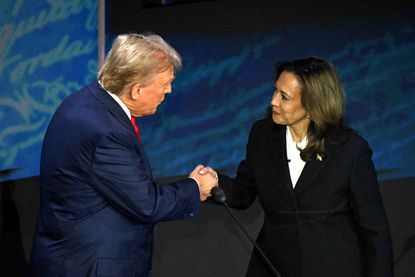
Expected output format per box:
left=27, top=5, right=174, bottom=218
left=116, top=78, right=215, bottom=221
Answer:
left=1, top=0, right=414, bottom=182
left=0, top=0, right=98, bottom=180
left=0, top=1, right=414, bottom=277
left=107, top=0, right=415, bottom=182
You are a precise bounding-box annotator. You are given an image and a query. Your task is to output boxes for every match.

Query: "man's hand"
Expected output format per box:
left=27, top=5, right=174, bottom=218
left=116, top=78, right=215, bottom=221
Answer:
left=197, top=166, right=218, bottom=180
left=189, top=165, right=218, bottom=201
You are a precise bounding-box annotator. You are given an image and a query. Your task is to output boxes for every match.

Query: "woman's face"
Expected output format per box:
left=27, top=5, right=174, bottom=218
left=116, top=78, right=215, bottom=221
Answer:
left=271, top=71, right=310, bottom=131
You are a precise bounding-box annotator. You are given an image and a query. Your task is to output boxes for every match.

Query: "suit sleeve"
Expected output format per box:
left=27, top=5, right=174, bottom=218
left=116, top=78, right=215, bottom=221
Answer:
left=90, top=131, right=200, bottom=224
left=349, top=140, right=394, bottom=277
left=218, top=123, right=258, bottom=210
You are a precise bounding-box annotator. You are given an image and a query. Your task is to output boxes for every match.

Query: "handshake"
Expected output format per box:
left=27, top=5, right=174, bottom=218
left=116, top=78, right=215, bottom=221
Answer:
left=189, top=165, right=218, bottom=201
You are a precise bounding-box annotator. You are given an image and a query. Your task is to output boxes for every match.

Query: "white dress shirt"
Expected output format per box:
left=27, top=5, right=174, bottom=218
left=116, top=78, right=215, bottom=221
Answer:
left=286, top=126, right=307, bottom=188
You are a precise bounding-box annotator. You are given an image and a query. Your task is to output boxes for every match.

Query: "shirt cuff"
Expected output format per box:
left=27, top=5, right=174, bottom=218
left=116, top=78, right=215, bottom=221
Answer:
left=189, top=176, right=200, bottom=188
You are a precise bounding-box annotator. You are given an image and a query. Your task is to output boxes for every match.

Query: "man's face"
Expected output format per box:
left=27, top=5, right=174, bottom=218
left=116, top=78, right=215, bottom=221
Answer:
left=128, top=66, right=175, bottom=117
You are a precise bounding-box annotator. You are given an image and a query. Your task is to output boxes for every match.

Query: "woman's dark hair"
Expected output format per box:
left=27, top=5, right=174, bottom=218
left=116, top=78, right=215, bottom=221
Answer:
left=271, top=56, right=351, bottom=161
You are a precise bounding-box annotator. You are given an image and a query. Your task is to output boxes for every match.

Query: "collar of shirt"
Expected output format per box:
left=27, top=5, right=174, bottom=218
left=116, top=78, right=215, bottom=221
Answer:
left=286, top=126, right=307, bottom=187
left=286, top=126, right=308, bottom=150
left=98, top=80, right=131, bottom=119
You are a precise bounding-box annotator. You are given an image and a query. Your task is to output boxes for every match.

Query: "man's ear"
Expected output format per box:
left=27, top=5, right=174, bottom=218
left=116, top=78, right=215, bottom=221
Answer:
left=130, top=83, right=142, bottom=100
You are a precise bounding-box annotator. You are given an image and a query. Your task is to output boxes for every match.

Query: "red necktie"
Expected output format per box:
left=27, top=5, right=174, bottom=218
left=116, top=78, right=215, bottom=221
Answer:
left=130, top=116, right=141, bottom=142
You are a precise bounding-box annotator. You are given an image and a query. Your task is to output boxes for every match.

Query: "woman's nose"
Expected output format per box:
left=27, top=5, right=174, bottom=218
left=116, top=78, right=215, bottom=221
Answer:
left=271, top=93, right=279, bottom=106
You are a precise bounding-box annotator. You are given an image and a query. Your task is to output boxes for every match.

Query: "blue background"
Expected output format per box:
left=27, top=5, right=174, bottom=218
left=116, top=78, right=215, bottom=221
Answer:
left=1, top=1, right=414, bottom=182
left=136, top=15, right=415, bottom=181
left=0, top=0, right=98, bottom=180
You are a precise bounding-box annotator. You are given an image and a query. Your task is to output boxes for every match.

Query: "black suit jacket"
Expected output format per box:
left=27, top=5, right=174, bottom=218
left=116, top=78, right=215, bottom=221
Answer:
left=218, top=118, right=393, bottom=277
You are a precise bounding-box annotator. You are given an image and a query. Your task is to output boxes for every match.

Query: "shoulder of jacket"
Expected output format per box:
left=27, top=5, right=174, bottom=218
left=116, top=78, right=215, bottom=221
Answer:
left=252, top=118, right=280, bottom=130
left=337, top=131, right=372, bottom=156
left=346, top=131, right=368, bottom=146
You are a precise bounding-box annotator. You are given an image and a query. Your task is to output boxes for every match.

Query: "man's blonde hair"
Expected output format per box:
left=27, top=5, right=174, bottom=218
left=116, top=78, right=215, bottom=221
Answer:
left=98, top=33, right=182, bottom=94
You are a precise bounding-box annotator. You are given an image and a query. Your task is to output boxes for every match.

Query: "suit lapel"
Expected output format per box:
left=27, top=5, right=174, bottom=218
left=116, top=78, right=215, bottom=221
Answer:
left=268, top=125, right=296, bottom=199
left=87, top=81, right=153, bottom=178
left=87, top=81, right=133, bottom=133
left=293, top=158, right=326, bottom=195
left=294, top=143, right=337, bottom=195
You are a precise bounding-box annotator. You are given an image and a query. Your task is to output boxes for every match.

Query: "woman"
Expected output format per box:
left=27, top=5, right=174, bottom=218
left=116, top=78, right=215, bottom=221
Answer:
left=205, top=57, right=393, bottom=277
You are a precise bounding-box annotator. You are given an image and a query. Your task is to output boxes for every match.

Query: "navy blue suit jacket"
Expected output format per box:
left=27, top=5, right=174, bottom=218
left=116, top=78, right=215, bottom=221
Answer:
left=29, top=81, right=200, bottom=277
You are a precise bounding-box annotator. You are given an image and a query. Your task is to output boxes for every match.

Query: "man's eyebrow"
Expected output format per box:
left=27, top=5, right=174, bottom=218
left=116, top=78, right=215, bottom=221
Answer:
left=166, top=76, right=175, bottom=84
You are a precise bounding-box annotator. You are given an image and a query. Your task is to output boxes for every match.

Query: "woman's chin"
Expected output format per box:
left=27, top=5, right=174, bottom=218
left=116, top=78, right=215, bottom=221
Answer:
left=272, top=116, right=284, bottom=125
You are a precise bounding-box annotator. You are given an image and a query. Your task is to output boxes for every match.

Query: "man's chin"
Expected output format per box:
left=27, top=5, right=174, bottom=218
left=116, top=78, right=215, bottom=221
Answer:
left=143, top=108, right=158, bottom=116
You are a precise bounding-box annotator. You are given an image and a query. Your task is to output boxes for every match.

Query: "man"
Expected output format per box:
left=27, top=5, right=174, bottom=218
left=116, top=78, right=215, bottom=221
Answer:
left=28, top=33, right=217, bottom=277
